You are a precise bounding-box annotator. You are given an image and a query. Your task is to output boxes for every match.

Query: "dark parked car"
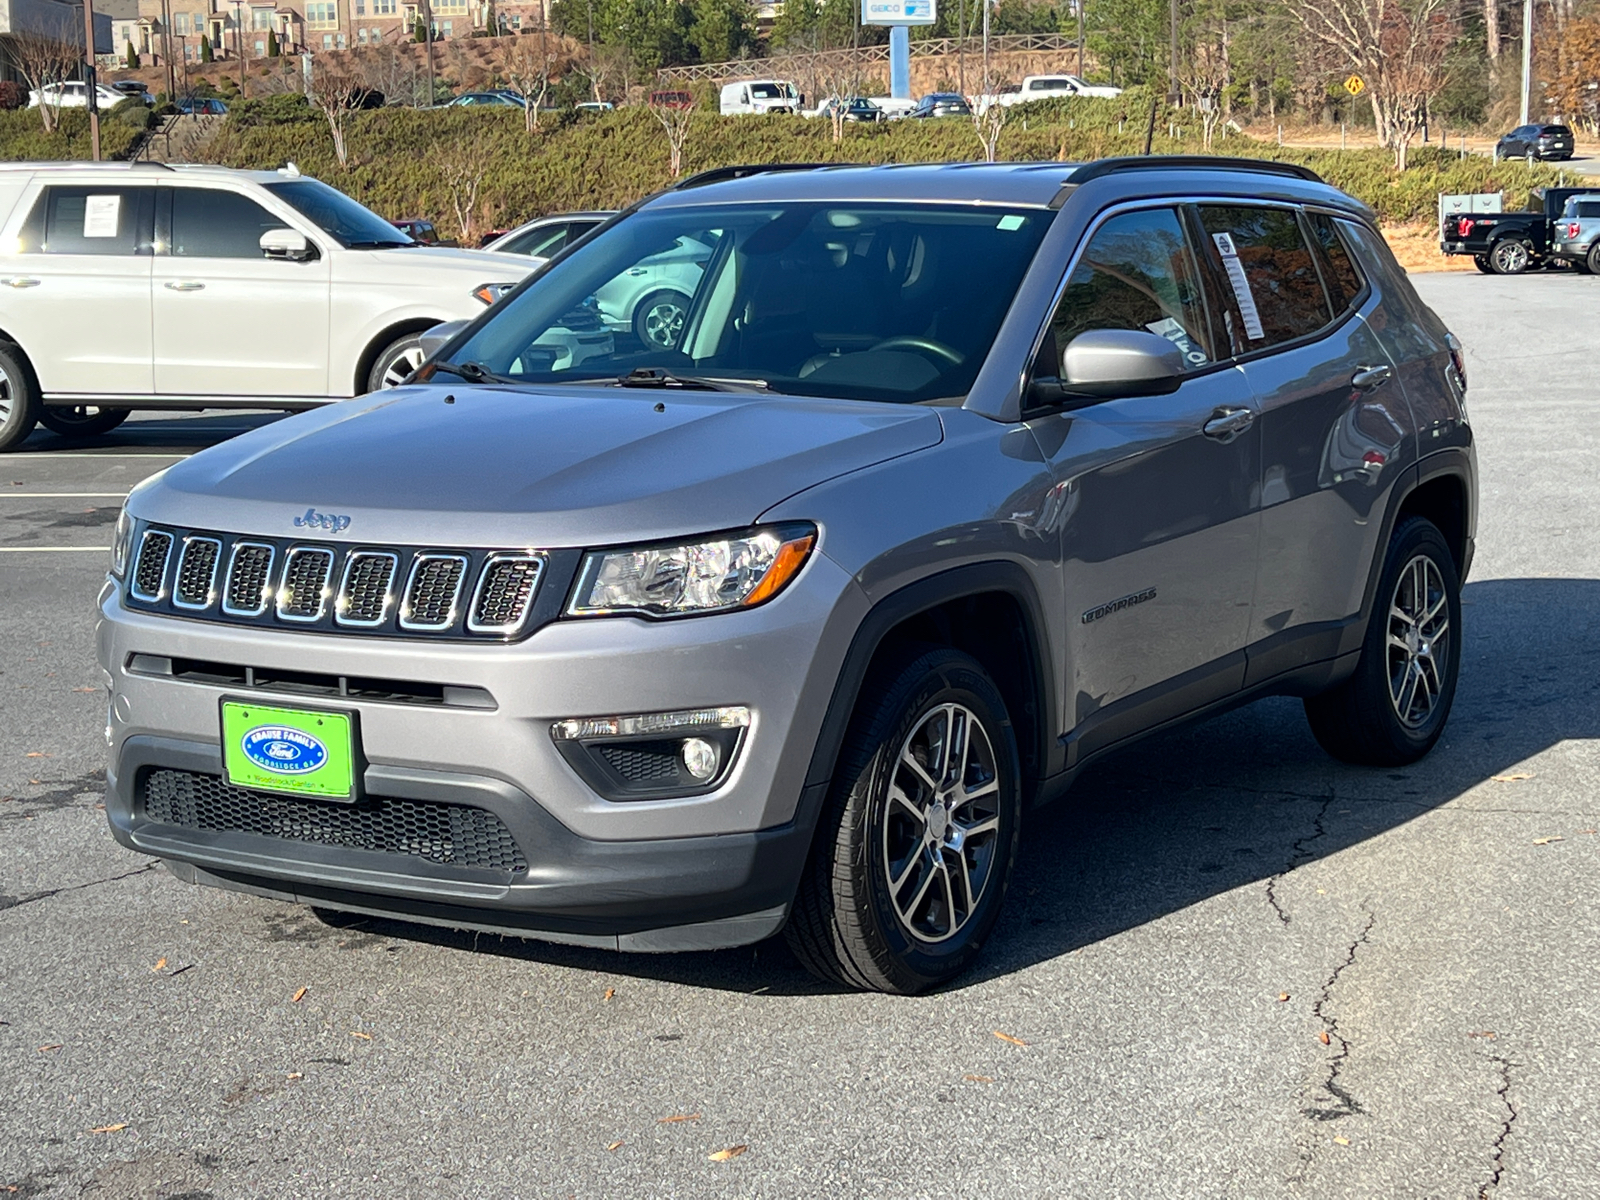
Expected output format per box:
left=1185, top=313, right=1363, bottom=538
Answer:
left=815, top=96, right=885, bottom=123
left=174, top=97, right=227, bottom=115
left=1494, top=123, right=1574, bottom=162
left=110, top=80, right=154, bottom=105
left=441, top=91, right=524, bottom=109
left=910, top=92, right=972, bottom=118
left=1440, top=185, right=1600, bottom=273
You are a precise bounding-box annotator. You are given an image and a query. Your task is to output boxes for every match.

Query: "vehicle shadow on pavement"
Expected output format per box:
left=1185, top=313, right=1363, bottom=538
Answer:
left=308, top=576, right=1600, bottom=995
left=13, top=413, right=285, bottom=455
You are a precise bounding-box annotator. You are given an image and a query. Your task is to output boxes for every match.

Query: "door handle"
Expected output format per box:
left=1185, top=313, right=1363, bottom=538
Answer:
left=0, top=277, right=41, bottom=288
left=1352, top=364, right=1392, bottom=390
left=164, top=280, right=205, bottom=292
left=1202, top=407, right=1255, bottom=441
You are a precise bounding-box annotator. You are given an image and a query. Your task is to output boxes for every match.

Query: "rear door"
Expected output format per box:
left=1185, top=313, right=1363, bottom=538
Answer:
left=151, top=183, right=332, bottom=398
left=1193, top=203, right=1410, bottom=685
left=1, top=182, right=155, bottom=395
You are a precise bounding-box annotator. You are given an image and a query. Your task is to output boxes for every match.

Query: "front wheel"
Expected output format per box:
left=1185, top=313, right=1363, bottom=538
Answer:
left=1304, top=516, right=1462, bottom=766
left=0, top=344, right=40, bottom=452
left=631, top=289, right=690, bottom=350
left=1488, top=238, right=1532, bottom=275
left=37, top=406, right=130, bottom=438
left=365, top=332, right=428, bottom=392
left=1585, top=243, right=1600, bottom=276
left=785, top=648, right=1022, bottom=994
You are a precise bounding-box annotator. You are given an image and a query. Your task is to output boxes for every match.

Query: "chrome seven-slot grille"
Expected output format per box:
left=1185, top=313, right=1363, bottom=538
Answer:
left=127, top=525, right=558, bottom=641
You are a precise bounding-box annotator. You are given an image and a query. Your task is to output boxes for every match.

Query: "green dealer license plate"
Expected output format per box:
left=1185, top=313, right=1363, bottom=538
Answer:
left=221, top=701, right=356, bottom=800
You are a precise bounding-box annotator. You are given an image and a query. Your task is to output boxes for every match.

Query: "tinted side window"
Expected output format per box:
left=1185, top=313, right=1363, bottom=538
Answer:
left=1050, top=206, right=1216, bottom=372
left=1197, top=205, right=1331, bottom=349
left=172, top=188, right=289, bottom=258
left=1306, top=212, right=1364, bottom=314
left=20, top=186, right=152, bottom=256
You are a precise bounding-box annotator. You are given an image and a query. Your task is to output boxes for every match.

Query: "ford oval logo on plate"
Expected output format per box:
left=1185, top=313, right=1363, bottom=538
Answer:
left=241, top=725, right=328, bottom=775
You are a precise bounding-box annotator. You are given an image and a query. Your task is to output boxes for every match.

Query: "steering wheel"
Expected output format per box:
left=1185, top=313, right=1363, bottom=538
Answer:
left=868, top=336, right=965, bottom=366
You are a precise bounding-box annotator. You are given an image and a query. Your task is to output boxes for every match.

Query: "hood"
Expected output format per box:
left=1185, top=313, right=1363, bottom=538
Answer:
left=354, top=245, right=540, bottom=278
left=136, top=386, right=943, bottom=548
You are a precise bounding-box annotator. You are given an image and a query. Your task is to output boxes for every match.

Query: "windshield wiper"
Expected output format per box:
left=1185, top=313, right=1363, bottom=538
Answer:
left=430, top=360, right=510, bottom=384
left=345, top=239, right=414, bottom=249
left=614, top=368, right=771, bottom=393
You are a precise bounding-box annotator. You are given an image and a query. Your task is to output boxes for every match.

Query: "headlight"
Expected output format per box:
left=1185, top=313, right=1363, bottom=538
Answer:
left=567, top=524, right=816, bottom=618
left=472, top=282, right=519, bottom=306
left=109, top=506, right=135, bottom=579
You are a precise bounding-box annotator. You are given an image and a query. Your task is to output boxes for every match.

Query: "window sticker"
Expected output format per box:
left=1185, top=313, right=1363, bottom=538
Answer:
left=83, top=194, right=121, bottom=238
left=1145, top=315, right=1208, bottom=368
left=1211, top=231, right=1265, bottom=341
left=996, top=214, right=1026, bottom=231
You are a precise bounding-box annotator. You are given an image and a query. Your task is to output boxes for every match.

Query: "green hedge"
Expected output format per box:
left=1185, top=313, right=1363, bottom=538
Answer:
left=0, top=109, right=143, bottom=161
left=1, top=95, right=1553, bottom=233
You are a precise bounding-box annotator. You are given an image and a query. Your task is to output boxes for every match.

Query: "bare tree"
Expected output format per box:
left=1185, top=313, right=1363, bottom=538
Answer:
left=11, top=24, right=81, bottom=134
left=650, top=94, right=697, bottom=177
left=503, top=24, right=559, bottom=132
left=572, top=41, right=630, bottom=105
left=1289, top=0, right=1455, bottom=166
left=309, top=69, right=361, bottom=168
left=814, top=54, right=868, bottom=144
left=438, top=147, right=485, bottom=243
left=1179, top=17, right=1231, bottom=150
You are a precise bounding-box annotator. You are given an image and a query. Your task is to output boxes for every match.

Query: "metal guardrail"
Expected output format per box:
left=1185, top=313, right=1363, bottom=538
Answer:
left=657, top=33, right=1080, bottom=85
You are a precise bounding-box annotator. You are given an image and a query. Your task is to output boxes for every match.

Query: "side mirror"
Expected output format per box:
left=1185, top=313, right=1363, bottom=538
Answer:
left=1060, top=329, right=1185, bottom=398
left=260, top=228, right=314, bottom=262
left=419, top=319, right=470, bottom=361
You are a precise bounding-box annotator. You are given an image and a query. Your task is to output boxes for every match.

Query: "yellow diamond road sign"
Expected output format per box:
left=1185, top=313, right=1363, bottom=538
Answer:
left=1345, top=74, right=1365, bottom=96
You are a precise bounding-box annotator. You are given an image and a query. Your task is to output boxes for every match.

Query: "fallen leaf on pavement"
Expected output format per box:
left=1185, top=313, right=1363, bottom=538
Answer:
left=24, top=752, right=47, bottom=758
left=37, top=1044, right=62, bottom=1053
left=963, top=1074, right=994, bottom=1083
left=151, top=958, right=167, bottom=972
left=993, top=1031, right=1028, bottom=1047
left=709, top=1145, right=748, bottom=1162
left=1533, top=837, right=1564, bottom=846
left=350, top=1031, right=372, bottom=1041
left=286, top=1073, right=303, bottom=1080
left=1319, top=1031, right=1331, bottom=1045
left=603, top=987, right=615, bottom=1002
left=657, top=1113, right=700, bottom=1124
left=1468, top=1031, right=1497, bottom=1039
left=1277, top=993, right=1290, bottom=1002
left=605, top=1140, right=623, bottom=1152
left=291, top=987, right=308, bottom=1003
left=1579, top=829, right=1597, bottom=836
left=88, top=1124, right=127, bottom=1134
left=1490, top=773, right=1534, bottom=783
left=1333, top=1136, right=1350, bottom=1146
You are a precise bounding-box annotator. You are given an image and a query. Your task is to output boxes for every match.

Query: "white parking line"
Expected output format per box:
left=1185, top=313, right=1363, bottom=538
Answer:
left=4, top=452, right=191, bottom=459
left=0, top=546, right=113, bottom=552
left=0, top=492, right=129, bottom=498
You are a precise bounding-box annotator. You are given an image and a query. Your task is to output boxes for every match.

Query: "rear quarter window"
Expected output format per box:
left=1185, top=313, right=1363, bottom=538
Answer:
left=1196, top=204, right=1332, bottom=350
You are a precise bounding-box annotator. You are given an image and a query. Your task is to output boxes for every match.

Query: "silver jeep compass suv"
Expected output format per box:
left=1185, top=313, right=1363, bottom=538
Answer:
left=99, top=158, right=1475, bottom=993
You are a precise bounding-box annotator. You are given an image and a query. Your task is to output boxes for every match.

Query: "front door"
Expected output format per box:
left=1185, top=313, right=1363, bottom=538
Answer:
left=1031, top=205, right=1261, bottom=762
left=151, top=185, right=331, bottom=398
left=1, top=183, right=155, bottom=395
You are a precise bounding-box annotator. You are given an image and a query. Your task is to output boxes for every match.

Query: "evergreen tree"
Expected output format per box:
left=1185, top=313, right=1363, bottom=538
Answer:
left=200, top=34, right=213, bottom=62
left=126, top=41, right=140, bottom=69
left=267, top=29, right=279, bottom=56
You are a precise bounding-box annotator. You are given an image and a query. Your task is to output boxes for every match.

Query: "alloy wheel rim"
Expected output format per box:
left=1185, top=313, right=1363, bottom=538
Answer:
left=0, top=362, right=12, bottom=423
left=643, top=302, right=685, bottom=348
left=381, top=345, right=427, bottom=388
left=1499, top=243, right=1527, bottom=271
left=1386, top=554, right=1450, bottom=729
left=881, top=702, right=1002, bottom=945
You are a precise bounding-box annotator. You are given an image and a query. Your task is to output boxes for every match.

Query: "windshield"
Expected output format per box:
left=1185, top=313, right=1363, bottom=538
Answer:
left=443, top=201, right=1052, bottom=404
left=264, top=179, right=414, bottom=248
left=750, top=83, right=791, bottom=99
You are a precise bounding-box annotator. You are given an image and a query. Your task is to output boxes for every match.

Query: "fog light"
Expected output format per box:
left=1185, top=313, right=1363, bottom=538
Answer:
left=681, top=737, right=719, bottom=782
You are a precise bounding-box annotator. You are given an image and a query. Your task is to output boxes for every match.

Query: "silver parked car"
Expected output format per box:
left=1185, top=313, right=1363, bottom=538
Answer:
left=1550, top=194, right=1600, bottom=273
left=100, top=159, right=1475, bottom=993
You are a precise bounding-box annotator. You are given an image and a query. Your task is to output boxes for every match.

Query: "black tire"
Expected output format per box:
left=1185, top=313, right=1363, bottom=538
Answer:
left=1586, top=243, right=1600, bottom=277
left=365, top=332, right=428, bottom=393
left=631, top=289, right=690, bottom=350
left=37, top=405, right=130, bottom=438
left=1473, top=254, right=1494, bottom=274
left=1488, top=238, right=1532, bottom=275
left=785, top=648, right=1022, bottom=994
left=1304, top=517, right=1462, bottom=766
left=0, top=343, right=40, bottom=453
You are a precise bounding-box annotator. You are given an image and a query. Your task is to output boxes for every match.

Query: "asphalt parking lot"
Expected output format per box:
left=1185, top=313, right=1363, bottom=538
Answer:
left=3, top=271, right=1598, bottom=1198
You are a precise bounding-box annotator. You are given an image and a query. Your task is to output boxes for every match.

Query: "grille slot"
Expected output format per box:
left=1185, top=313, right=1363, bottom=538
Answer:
left=131, top=530, right=173, bottom=601
left=467, top=554, right=544, bottom=635
left=276, top=547, right=335, bottom=622
left=336, top=551, right=398, bottom=628
left=400, top=554, right=468, bottom=631
left=173, top=537, right=221, bottom=609
left=222, top=542, right=276, bottom=616
left=141, top=768, right=526, bottom=873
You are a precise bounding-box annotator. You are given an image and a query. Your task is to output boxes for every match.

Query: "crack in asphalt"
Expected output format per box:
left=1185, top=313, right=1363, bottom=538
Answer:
left=1302, top=910, right=1376, bottom=1124
left=0, top=861, right=160, bottom=913
left=1478, top=1055, right=1519, bottom=1199
left=1266, top=794, right=1336, bottom=926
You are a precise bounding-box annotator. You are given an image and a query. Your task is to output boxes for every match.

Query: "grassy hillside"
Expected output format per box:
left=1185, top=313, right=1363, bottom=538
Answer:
left=0, top=109, right=143, bottom=163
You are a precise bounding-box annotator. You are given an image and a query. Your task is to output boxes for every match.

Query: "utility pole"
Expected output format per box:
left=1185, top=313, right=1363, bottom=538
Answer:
left=1168, top=0, right=1179, bottom=105
left=957, top=0, right=964, bottom=99
left=160, top=0, right=176, bottom=101
left=981, top=0, right=989, bottom=93
left=424, top=0, right=435, bottom=105
left=81, top=0, right=101, bottom=160
left=233, top=0, right=245, bottom=92
left=1519, top=0, right=1532, bottom=125
left=1076, top=0, right=1084, bottom=80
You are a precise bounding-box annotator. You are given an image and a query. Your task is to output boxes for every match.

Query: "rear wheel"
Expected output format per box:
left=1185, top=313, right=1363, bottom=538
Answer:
left=1472, top=254, right=1494, bottom=274
left=1586, top=243, right=1600, bottom=276
left=365, top=332, right=428, bottom=392
left=37, top=405, right=129, bottom=438
left=1304, top=517, right=1461, bottom=766
left=1488, top=238, right=1532, bottom=275
left=785, top=648, right=1022, bottom=994
left=0, top=344, right=40, bottom=453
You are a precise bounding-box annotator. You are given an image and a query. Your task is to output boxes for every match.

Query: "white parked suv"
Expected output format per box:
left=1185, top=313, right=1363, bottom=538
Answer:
left=0, top=162, right=606, bottom=450
left=29, top=82, right=129, bottom=110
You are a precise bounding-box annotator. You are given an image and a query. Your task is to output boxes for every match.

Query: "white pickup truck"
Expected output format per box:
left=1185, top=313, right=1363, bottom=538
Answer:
left=975, top=74, right=1123, bottom=113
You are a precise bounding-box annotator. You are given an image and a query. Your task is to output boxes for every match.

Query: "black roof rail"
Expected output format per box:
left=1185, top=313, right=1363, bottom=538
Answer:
left=671, top=162, right=863, bottom=191
left=1049, top=155, right=1323, bottom=208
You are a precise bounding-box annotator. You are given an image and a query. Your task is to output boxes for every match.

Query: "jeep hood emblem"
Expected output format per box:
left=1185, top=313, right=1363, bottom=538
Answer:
left=293, top=507, right=351, bottom=533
